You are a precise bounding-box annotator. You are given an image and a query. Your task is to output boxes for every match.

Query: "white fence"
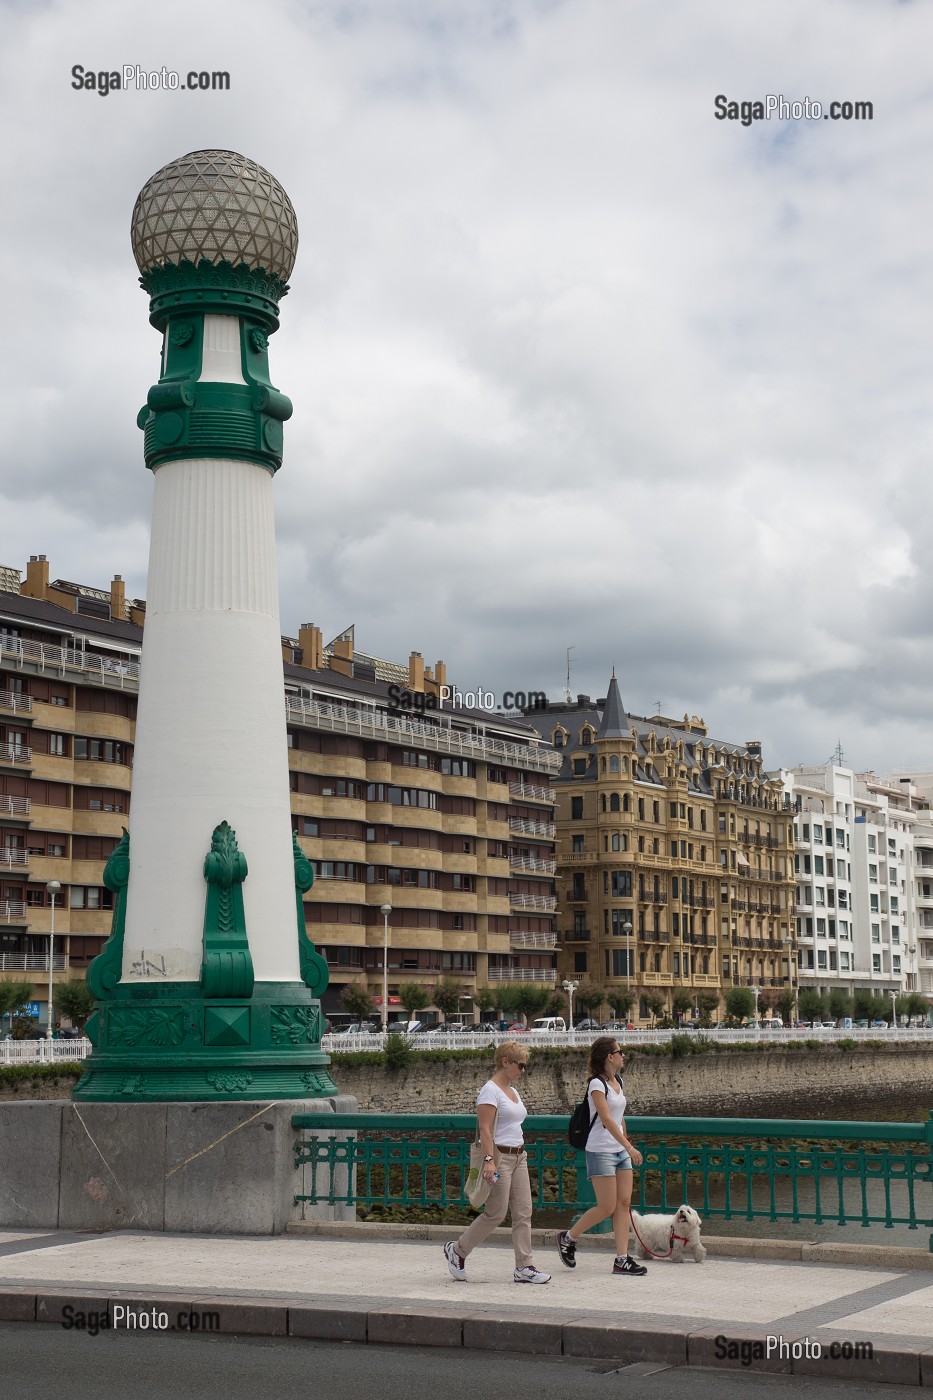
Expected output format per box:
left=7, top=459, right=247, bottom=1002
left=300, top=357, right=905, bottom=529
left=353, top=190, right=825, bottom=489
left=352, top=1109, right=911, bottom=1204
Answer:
left=3, top=1026, right=930, bottom=1063
left=1, top=1038, right=92, bottom=1064
left=322, top=1024, right=933, bottom=1053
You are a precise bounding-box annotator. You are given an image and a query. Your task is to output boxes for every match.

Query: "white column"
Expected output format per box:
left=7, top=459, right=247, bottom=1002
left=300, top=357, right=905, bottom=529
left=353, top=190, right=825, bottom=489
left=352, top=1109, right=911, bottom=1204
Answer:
left=122, top=453, right=298, bottom=984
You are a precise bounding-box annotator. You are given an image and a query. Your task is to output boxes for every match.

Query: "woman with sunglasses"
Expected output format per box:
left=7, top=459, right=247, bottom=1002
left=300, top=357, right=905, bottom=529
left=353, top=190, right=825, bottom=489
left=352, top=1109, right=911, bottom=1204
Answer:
left=444, top=1041, right=551, bottom=1285
left=556, top=1036, right=647, bottom=1276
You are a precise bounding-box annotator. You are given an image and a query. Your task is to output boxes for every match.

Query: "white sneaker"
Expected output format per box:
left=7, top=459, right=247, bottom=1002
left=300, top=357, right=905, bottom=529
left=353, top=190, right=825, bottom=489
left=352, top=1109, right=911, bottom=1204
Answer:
left=513, top=1265, right=551, bottom=1284
left=444, top=1241, right=466, bottom=1280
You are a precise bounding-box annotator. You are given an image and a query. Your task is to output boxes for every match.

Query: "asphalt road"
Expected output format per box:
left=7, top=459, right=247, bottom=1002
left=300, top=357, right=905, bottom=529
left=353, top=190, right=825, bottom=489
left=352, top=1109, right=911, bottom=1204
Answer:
left=0, top=1326, right=908, bottom=1400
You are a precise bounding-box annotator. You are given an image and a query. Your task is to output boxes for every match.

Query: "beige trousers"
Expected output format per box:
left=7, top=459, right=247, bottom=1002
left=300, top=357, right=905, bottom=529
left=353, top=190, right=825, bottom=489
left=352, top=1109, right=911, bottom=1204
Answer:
left=456, top=1150, right=534, bottom=1269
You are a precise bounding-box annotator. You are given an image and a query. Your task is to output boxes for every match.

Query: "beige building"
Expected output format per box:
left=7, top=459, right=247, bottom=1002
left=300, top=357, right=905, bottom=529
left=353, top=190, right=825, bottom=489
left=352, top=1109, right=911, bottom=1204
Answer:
left=0, top=557, right=558, bottom=1028
left=520, top=677, right=797, bottom=1022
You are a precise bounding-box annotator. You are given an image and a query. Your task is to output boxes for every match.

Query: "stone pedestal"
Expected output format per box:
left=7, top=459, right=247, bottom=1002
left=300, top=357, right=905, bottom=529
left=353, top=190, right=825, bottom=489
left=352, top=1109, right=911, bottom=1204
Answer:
left=0, top=1095, right=357, bottom=1234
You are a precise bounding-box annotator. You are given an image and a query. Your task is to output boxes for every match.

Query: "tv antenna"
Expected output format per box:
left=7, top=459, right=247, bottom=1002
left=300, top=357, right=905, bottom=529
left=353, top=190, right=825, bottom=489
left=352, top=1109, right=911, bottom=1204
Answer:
left=564, top=644, right=575, bottom=703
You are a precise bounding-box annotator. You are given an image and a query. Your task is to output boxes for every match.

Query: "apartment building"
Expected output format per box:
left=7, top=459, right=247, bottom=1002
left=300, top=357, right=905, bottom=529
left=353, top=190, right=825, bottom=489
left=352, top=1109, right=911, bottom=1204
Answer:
left=520, top=677, right=797, bottom=1022
left=782, top=763, right=928, bottom=1005
left=0, top=556, right=559, bottom=1027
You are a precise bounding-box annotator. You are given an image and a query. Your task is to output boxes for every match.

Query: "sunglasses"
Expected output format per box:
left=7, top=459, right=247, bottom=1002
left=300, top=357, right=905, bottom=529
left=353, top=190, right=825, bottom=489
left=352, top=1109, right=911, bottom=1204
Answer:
left=510, top=1062, right=528, bottom=1071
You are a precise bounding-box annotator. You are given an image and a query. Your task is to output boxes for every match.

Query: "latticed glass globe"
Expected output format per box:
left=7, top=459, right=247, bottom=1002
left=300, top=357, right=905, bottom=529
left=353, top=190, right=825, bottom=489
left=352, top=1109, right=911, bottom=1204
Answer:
left=131, top=149, right=298, bottom=281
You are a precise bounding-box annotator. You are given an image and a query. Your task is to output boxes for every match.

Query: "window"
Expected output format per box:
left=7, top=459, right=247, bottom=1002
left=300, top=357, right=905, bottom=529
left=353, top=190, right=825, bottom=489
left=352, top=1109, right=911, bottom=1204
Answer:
left=572, top=835, right=584, bottom=853
left=815, top=887, right=825, bottom=906
left=609, top=756, right=619, bottom=773
left=814, top=855, right=824, bottom=875
left=872, top=953, right=882, bottom=973
left=817, top=950, right=827, bottom=969
left=890, top=896, right=899, bottom=914
left=816, top=918, right=826, bottom=934
left=609, top=793, right=620, bottom=812
left=871, top=923, right=880, bottom=942
left=572, top=758, right=587, bottom=776
left=571, top=797, right=583, bottom=820
left=611, top=834, right=621, bottom=852
left=868, top=834, right=876, bottom=853
left=611, top=870, right=632, bottom=898
left=47, top=734, right=66, bottom=756
left=840, top=951, right=850, bottom=970
left=74, top=737, right=127, bottom=764
left=892, top=955, right=901, bottom=973
left=69, top=886, right=113, bottom=910
left=574, top=952, right=587, bottom=973
left=869, top=893, right=879, bottom=913
left=813, top=824, right=823, bottom=843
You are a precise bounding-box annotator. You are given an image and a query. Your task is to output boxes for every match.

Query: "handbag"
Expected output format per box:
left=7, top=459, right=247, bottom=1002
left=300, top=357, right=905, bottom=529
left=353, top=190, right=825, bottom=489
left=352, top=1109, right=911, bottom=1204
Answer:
left=465, top=1104, right=499, bottom=1208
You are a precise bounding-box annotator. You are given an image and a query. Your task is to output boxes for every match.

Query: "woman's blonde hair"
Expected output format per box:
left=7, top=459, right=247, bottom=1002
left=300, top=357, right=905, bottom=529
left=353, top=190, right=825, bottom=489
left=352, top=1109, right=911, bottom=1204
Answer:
left=495, top=1040, right=524, bottom=1069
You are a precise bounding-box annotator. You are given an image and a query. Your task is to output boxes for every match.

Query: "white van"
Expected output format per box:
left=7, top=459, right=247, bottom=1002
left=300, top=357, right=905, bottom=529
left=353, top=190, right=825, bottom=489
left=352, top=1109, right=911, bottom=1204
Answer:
left=531, top=1016, right=566, bottom=1033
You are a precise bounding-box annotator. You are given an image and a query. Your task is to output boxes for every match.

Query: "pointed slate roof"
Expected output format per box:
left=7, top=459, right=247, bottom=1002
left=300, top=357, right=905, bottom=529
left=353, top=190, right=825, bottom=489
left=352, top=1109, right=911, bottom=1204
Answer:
left=597, top=672, right=627, bottom=739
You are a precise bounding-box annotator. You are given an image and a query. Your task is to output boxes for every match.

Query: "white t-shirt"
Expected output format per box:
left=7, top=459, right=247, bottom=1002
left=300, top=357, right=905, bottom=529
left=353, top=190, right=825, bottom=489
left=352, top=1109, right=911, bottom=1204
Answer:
left=476, top=1079, right=527, bottom=1148
left=584, top=1075, right=628, bottom=1153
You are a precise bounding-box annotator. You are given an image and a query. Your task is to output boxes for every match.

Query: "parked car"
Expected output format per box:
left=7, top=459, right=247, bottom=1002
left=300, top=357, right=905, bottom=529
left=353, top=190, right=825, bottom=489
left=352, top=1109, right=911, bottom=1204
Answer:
left=531, top=1016, right=566, bottom=1033
left=870, top=1020, right=889, bottom=1029
left=599, top=1021, right=630, bottom=1032
left=575, top=1018, right=602, bottom=1032
left=506, top=1022, right=530, bottom=1034
left=58, top=1027, right=84, bottom=1039
left=471, top=1022, right=499, bottom=1035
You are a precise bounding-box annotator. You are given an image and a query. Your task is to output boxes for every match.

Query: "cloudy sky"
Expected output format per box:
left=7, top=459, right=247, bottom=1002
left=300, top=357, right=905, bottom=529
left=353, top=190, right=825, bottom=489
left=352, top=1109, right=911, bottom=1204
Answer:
left=1, top=0, right=930, bottom=774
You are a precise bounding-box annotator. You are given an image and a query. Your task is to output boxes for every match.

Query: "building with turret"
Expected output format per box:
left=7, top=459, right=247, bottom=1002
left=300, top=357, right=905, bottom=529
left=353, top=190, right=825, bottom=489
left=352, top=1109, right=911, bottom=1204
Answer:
left=520, top=677, right=797, bottom=1023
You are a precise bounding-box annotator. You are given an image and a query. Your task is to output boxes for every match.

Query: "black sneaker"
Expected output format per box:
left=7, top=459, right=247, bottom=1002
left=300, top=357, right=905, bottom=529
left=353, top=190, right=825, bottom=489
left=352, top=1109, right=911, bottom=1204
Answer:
left=557, top=1230, right=577, bottom=1269
left=612, top=1253, right=647, bottom=1276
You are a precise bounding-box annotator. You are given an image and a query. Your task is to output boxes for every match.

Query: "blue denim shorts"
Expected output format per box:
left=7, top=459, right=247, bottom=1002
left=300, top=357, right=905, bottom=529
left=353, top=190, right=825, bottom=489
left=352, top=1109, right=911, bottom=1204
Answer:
left=586, top=1147, right=633, bottom=1178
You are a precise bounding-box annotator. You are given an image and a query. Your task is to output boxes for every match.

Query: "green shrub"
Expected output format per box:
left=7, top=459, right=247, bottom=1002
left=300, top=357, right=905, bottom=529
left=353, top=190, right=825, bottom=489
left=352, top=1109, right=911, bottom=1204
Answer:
left=384, top=1031, right=414, bottom=1071
left=836, top=1038, right=860, bottom=1052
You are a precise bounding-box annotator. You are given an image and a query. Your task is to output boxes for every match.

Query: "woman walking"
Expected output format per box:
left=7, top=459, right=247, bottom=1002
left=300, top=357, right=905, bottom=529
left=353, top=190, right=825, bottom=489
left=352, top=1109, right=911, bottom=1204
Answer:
left=557, top=1036, right=647, bottom=1276
left=444, top=1041, right=551, bottom=1284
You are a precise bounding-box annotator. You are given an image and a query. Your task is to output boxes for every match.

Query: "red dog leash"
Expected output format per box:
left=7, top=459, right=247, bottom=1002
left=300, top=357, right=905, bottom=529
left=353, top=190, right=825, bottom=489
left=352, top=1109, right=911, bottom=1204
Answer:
left=629, top=1215, right=691, bottom=1261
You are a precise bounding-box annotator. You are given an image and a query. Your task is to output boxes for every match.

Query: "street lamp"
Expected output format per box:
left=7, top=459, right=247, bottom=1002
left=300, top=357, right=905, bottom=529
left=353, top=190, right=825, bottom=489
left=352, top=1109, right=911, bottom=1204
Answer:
left=622, top=919, right=633, bottom=993
left=562, top=979, right=579, bottom=1032
left=890, top=988, right=898, bottom=1035
left=380, top=903, right=392, bottom=1032
left=45, top=880, right=61, bottom=1042
left=750, top=984, right=761, bottom=1039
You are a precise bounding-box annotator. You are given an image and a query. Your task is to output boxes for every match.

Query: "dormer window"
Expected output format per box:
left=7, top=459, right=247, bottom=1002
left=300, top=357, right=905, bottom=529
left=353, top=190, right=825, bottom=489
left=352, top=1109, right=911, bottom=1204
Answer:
left=581, top=727, right=594, bottom=746
left=553, top=728, right=566, bottom=748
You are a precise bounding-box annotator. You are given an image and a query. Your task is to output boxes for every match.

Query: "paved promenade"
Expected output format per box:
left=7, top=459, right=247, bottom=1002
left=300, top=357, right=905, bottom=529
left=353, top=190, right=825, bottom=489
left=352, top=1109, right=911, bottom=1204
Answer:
left=0, top=1225, right=931, bottom=1387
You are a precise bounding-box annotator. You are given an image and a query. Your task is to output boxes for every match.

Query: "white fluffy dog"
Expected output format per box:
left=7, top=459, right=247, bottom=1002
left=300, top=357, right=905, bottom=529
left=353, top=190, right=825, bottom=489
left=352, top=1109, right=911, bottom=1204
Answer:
left=629, top=1205, right=706, bottom=1263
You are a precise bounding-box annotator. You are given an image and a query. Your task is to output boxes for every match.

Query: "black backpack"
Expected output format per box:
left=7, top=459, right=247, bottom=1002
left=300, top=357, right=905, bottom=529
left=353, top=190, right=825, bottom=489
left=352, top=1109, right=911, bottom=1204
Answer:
left=568, top=1075, right=608, bottom=1150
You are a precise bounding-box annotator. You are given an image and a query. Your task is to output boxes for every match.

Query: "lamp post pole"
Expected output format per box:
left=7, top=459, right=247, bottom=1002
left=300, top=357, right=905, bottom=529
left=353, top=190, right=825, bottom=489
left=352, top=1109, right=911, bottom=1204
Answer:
left=45, top=880, right=61, bottom=1043
left=890, top=988, right=898, bottom=1037
left=622, top=919, right=633, bottom=994
left=380, top=903, right=392, bottom=1033
left=750, top=984, right=760, bottom=1040
left=562, top=979, right=578, bottom=1032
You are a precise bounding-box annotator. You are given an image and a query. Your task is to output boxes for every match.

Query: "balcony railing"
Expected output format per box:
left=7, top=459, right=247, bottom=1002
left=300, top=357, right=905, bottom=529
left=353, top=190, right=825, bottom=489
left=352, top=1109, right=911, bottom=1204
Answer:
left=508, top=893, right=557, bottom=911
left=0, top=743, right=31, bottom=765
left=487, top=967, right=557, bottom=982
left=284, top=697, right=560, bottom=775
left=0, top=796, right=29, bottom=818
left=0, top=690, right=32, bottom=713
left=0, top=953, right=66, bottom=971
left=508, top=855, right=557, bottom=874
left=508, top=818, right=556, bottom=837
left=0, top=901, right=27, bottom=922
left=0, top=635, right=139, bottom=685
left=508, top=782, right=557, bottom=803
left=0, top=848, right=27, bottom=868
left=508, top=931, right=558, bottom=949
left=565, top=852, right=599, bottom=863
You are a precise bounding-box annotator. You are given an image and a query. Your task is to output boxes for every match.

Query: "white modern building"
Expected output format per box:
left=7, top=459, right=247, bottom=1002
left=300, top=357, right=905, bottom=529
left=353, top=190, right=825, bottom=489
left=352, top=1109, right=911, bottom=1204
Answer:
left=781, top=763, right=929, bottom=1013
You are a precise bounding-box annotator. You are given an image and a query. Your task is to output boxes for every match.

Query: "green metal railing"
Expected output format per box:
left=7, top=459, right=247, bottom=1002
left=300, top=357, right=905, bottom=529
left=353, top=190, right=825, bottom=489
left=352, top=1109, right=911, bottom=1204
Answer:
left=293, top=1112, right=933, bottom=1250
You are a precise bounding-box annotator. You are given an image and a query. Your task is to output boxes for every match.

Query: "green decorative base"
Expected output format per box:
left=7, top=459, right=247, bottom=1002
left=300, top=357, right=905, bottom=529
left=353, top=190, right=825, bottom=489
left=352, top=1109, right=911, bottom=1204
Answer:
left=72, top=981, right=337, bottom=1103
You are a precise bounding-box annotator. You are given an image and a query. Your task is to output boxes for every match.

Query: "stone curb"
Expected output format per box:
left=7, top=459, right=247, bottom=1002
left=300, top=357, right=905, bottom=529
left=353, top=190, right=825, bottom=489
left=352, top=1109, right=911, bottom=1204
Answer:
left=286, top=1220, right=933, bottom=1270
left=0, top=1286, right=929, bottom=1386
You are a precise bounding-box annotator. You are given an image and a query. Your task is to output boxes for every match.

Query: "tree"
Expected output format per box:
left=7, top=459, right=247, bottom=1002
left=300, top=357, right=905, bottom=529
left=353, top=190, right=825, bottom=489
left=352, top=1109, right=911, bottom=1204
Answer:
left=643, top=991, right=665, bottom=1025
left=774, top=990, right=795, bottom=1025
left=341, top=983, right=374, bottom=1022
left=724, top=987, right=755, bottom=1024
left=828, top=989, right=852, bottom=1022
left=55, top=979, right=95, bottom=1030
left=547, top=990, right=566, bottom=1017
left=574, top=982, right=606, bottom=1019
left=431, top=976, right=462, bottom=1023
left=494, top=983, right=525, bottom=1022
left=0, top=980, right=36, bottom=1038
left=606, top=987, right=635, bottom=1021
left=672, top=990, right=692, bottom=1023
left=697, top=992, right=720, bottom=1027
left=798, top=989, right=826, bottom=1026
left=398, top=982, right=430, bottom=1022
left=475, top=987, right=499, bottom=1020
left=853, top=989, right=875, bottom=1022
left=514, top=983, right=553, bottom=1022
left=903, top=992, right=929, bottom=1027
